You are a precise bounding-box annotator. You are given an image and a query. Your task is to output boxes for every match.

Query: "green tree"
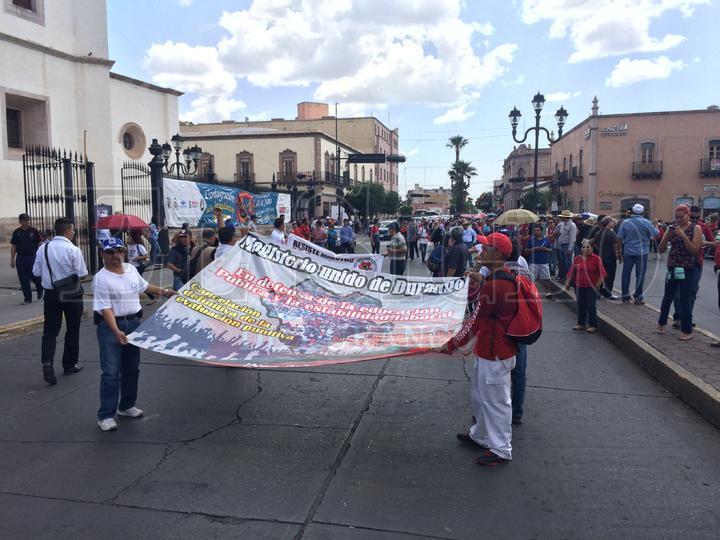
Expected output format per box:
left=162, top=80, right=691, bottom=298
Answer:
left=446, top=135, right=469, bottom=163
left=448, top=160, right=477, bottom=214
left=476, top=191, right=494, bottom=212
left=518, top=190, right=553, bottom=213
left=383, top=191, right=401, bottom=216
left=399, top=205, right=413, bottom=216
left=345, top=182, right=386, bottom=218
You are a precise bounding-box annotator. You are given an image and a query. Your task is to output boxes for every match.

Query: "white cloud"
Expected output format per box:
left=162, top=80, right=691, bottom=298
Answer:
left=605, top=56, right=685, bottom=87
left=405, top=148, right=420, bottom=157
left=545, top=91, right=581, bottom=102
left=520, top=0, right=708, bottom=62
left=144, top=1, right=516, bottom=122
left=178, top=0, right=193, bottom=6
left=502, top=74, right=526, bottom=86
left=433, top=104, right=475, bottom=125
left=144, top=41, right=241, bottom=122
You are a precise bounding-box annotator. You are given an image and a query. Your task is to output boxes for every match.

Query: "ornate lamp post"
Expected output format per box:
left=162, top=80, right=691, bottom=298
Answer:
left=509, top=92, right=568, bottom=212
left=159, top=133, right=203, bottom=179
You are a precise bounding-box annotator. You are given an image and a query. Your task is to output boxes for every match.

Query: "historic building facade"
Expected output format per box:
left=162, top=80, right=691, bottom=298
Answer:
left=180, top=102, right=400, bottom=193
left=550, top=97, right=720, bottom=218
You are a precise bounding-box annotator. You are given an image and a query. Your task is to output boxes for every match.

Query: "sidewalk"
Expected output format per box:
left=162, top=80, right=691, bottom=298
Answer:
left=549, top=280, right=720, bottom=429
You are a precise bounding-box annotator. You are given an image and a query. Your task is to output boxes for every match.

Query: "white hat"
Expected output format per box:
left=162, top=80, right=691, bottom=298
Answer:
left=632, top=203, right=644, bottom=214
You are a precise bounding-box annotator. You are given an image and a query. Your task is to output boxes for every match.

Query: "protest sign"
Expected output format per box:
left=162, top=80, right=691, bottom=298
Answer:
left=128, top=233, right=467, bottom=368
left=286, top=233, right=384, bottom=272
left=162, top=177, right=290, bottom=227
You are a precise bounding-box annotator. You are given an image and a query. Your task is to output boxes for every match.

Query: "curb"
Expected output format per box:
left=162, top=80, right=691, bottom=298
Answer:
left=548, top=281, right=720, bottom=430
left=0, top=315, right=44, bottom=341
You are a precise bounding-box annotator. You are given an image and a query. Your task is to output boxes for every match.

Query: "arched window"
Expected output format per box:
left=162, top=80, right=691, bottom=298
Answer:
left=279, top=149, right=297, bottom=180
left=236, top=151, right=254, bottom=185
left=517, top=167, right=526, bottom=179
left=362, top=166, right=366, bottom=182
left=640, top=142, right=656, bottom=164
left=354, top=164, right=358, bottom=182
left=369, top=169, right=373, bottom=182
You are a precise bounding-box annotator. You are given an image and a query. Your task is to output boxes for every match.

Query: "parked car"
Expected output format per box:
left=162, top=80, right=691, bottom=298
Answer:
left=378, top=220, right=393, bottom=240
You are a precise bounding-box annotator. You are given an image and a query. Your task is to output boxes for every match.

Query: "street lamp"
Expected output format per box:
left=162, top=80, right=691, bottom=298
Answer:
left=158, top=133, right=203, bottom=179
left=508, top=92, right=568, bottom=213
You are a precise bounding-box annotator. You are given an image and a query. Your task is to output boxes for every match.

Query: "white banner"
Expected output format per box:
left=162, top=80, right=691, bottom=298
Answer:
left=287, top=233, right=384, bottom=272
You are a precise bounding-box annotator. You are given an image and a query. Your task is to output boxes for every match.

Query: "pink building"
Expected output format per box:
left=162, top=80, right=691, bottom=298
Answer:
left=550, top=97, right=720, bottom=219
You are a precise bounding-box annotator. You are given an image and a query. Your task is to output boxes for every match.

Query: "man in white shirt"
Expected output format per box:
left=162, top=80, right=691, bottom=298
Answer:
left=270, top=216, right=286, bottom=244
left=247, top=214, right=258, bottom=233
left=93, top=238, right=175, bottom=431
left=32, top=218, right=89, bottom=385
left=214, top=226, right=238, bottom=259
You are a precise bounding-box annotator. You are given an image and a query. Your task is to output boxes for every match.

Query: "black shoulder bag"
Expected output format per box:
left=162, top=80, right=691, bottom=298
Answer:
left=44, top=243, right=84, bottom=300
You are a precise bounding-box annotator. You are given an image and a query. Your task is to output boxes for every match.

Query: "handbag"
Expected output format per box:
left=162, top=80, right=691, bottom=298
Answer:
left=44, top=243, right=84, bottom=300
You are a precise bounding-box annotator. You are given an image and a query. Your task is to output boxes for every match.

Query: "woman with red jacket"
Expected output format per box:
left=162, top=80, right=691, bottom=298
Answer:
left=565, top=240, right=607, bottom=333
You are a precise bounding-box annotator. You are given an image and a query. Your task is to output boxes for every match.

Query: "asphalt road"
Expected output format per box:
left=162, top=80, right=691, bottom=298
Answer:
left=1, top=251, right=719, bottom=538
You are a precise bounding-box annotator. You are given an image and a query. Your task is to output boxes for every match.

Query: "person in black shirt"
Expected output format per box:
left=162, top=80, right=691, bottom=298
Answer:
left=590, top=216, right=619, bottom=299
left=10, top=213, right=43, bottom=304
left=167, top=230, right=192, bottom=290
left=444, top=226, right=470, bottom=277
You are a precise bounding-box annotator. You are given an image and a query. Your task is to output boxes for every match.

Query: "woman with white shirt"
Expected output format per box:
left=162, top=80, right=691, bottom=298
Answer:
left=270, top=217, right=287, bottom=244
left=418, top=220, right=429, bottom=262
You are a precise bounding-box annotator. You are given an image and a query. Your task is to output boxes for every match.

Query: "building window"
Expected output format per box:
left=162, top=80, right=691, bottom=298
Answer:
left=236, top=151, right=254, bottom=184
left=354, top=164, right=358, bottom=182
left=4, top=92, right=49, bottom=156
left=579, top=149, right=583, bottom=174
left=362, top=166, right=365, bottom=182
left=709, top=140, right=720, bottom=160
left=6, top=109, right=21, bottom=149
left=197, top=152, right=214, bottom=180
left=5, top=0, right=44, bottom=24
left=279, top=149, right=297, bottom=179
left=369, top=169, right=373, bottom=182
left=118, top=123, right=146, bottom=160
left=640, top=142, right=656, bottom=164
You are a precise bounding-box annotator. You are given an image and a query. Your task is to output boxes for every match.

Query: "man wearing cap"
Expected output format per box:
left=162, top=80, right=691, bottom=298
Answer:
left=617, top=204, right=658, bottom=304
left=386, top=222, right=407, bottom=275
left=167, top=230, right=192, bottom=291
left=10, top=213, right=43, bottom=305
left=554, top=210, right=577, bottom=282
left=32, top=218, right=88, bottom=385
left=440, top=232, right=518, bottom=466
left=93, top=238, right=175, bottom=431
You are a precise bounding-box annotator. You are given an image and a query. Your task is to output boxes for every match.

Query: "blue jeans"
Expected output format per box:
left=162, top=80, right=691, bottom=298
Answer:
left=173, top=275, right=186, bottom=291
left=511, top=343, right=527, bottom=420
left=577, top=287, right=599, bottom=327
left=621, top=253, right=648, bottom=300
left=673, top=263, right=703, bottom=321
left=659, top=267, right=697, bottom=334
left=548, top=247, right=557, bottom=276
left=16, top=254, right=42, bottom=302
left=559, top=244, right=572, bottom=280
left=149, top=237, right=160, bottom=265
left=97, top=318, right=141, bottom=420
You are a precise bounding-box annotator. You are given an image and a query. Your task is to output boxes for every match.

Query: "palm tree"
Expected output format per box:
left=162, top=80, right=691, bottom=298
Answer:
left=446, top=135, right=469, bottom=164
left=448, top=160, right=477, bottom=213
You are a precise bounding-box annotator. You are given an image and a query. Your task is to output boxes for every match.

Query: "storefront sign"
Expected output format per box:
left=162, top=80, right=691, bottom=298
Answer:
left=703, top=184, right=720, bottom=192
left=601, top=122, right=628, bottom=136
left=599, top=201, right=613, bottom=210
left=598, top=191, right=626, bottom=196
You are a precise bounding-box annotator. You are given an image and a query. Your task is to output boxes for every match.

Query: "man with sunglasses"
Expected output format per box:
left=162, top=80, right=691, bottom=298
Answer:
left=93, top=238, right=175, bottom=431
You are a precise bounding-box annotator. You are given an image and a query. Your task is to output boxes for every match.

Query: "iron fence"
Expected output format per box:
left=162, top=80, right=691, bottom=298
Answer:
left=120, top=161, right=153, bottom=225
left=23, top=146, right=97, bottom=273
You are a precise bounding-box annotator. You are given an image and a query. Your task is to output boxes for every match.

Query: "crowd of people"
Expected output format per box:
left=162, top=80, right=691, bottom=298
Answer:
left=8, top=199, right=720, bottom=448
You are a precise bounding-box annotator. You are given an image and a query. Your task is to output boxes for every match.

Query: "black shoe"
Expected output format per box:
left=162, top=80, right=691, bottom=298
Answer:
left=63, top=365, right=84, bottom=375
left=37, top=289, right=43, bottom=300
left=42, top=364, right=57, bottom=385
left=21, top=299, right=31, bottom=305
left=457, top=432, right=489, bottom=449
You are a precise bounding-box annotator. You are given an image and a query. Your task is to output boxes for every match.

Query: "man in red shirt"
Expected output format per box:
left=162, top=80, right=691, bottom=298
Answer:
left=440, top=233, right=517, bottom=466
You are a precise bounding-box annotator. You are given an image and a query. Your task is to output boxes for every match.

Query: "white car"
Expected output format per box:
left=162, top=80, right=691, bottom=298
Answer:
left=378, top=220, right=394, bottom=240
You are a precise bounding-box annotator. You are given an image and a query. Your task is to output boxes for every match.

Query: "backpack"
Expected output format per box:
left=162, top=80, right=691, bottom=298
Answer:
left=188, top=246, right=217, bottom=278
left=491, top=269, right=543, bottom=345
left=426, top=245, right=442, bottom=273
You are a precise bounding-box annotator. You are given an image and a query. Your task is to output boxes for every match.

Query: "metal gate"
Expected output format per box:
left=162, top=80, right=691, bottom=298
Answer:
left=23, top=146, right=97, bottom=273
left=120, top=161, right=153, bottom=225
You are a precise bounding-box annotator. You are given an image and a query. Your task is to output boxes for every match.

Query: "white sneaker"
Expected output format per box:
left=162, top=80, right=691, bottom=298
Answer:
left=117, top=407, right=144, bottom=418
left=98, top=418, right=118, bottom=431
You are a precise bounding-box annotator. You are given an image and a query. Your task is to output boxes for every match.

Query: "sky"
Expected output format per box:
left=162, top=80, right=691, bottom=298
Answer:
left=107, top=0, right=719, bottom=200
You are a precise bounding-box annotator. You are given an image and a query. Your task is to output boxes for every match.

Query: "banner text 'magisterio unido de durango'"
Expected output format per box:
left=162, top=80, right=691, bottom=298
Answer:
left=128, top=233, right=468, bottom=368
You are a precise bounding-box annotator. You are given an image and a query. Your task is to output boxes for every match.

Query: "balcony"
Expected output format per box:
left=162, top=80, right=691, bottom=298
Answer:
left=700, top=159, right=720, bottom=177
left=234, top=172, right=256, bottom=188
left=632, top=161, right=663, bottom=179
left=507, top=176, right=526, bottom=183
left=570, top=166, right=583, bottom=182
left=557, top=170, right=571, bottom=186
left=324, top=171, right=353, bottom=188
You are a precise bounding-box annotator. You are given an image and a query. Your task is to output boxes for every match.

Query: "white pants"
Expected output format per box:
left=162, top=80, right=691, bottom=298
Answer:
left=469, top=356, right=516, bottom=460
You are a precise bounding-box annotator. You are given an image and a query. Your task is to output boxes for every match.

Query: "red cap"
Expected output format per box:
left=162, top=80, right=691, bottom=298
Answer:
left=476, top=233, right=513, bottom=258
